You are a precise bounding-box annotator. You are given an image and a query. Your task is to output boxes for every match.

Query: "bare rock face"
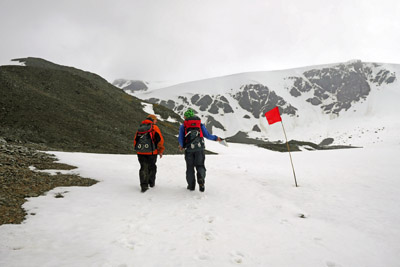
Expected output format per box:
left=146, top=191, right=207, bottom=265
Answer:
left=288, top=61, right=396, bottom=114
left=205, top=115, right=226, bottom=133
left=113, top=79, right=148, bottom=93
left=207, top=96, right=234, bottom=114
left=189, top=94, right=234, bottom=114
left=232, top=84, right=297, bottom=118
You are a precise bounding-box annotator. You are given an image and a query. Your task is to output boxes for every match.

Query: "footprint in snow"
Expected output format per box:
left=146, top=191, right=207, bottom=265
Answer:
left=195, top=249, right=210, bottom=260
left=196, top=253, right=210, bottom=261
left=186, top=203, right=198, bottom=210
left=298, top=213, right=307, bottom=218
left=205, top=215, right=215, bottom=223
left=139, top=211, right=150, bottom=218
left=280, top=219, right=290, bottom=225
left=118, top=237, right=141, bottom=250
left=203, top=230, right=216, bottom=241
left=193, top=194, right=207, bottom=200
left=230, top=251, right=245, bottom=264
left=124, top=240, right=136, bottom=250
left=257, top=180, right=268, bottom=187
left=137, top=224, right=152, bottom=234
left=326, top=261, right=342, bottom=267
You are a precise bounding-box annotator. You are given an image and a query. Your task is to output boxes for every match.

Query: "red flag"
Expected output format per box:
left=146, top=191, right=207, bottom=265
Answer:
left=265, top=107, right=282, bottom=125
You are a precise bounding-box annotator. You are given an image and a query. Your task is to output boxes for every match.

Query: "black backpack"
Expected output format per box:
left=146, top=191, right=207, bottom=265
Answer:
left=134, top=123, right=156, bottom=153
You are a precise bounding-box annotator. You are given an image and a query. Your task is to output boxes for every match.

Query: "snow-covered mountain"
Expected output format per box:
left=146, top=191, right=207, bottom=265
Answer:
left=123, top=60, right=400, bottom=147
left=113, top=79, right=179, bottom=94
left=113, top=79, right=149, bottom=94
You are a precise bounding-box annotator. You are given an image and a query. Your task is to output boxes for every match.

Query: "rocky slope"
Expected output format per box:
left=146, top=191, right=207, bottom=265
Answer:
left=0, top=138, right=97, bottom=225
left=0, top=58, right=182, bottom=154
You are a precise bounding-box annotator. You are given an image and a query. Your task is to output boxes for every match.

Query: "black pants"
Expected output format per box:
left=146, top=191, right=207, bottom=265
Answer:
left=185, top=150, right=206, bottom=189
left=137, top=154, right=157, bottom=189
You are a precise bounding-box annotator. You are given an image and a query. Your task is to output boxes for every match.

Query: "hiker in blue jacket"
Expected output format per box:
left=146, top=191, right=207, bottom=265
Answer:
left=178, top=109, right=221, bottom=192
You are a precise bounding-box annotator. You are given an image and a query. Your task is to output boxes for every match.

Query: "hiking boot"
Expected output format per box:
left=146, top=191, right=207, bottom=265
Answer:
left=199, top=184, right=205, bottom=192
left=141, top=187, right=148, bottom=193
left=149, top=182, right=155, bottom=188
left=187, top=185, right=195, bottom=191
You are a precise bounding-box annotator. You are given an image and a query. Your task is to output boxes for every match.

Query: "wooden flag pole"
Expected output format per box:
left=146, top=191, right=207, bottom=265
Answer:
left=280, top=121, right=298, bottom=187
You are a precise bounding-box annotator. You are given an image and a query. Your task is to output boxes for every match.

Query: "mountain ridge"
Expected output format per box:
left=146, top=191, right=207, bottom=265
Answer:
left=121, top=60, right=400, bottom=147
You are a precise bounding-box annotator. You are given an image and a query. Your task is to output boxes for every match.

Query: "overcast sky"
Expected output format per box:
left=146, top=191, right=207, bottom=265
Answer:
left=1, top=0, right=399, bottom=84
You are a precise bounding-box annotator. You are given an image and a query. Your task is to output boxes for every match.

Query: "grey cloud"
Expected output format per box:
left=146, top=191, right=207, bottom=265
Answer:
left=1, top=0, right=400, bottom=83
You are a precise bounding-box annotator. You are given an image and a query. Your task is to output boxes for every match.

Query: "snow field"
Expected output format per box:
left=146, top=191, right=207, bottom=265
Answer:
left=1, top=141, right=400, bottom=266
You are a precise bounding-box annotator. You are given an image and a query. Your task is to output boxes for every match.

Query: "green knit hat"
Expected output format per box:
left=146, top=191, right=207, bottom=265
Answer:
left=184, top=108, right=194, bottom=118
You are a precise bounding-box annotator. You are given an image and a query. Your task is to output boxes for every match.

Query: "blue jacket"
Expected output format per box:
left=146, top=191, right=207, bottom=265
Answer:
left=178, top=123, right=218, bottom=147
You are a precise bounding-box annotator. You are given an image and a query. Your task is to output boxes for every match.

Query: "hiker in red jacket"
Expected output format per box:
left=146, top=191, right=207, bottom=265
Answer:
left=134, top=114, right=165, bottom=192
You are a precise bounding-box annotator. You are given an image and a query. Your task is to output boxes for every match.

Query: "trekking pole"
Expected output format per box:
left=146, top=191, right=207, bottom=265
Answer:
left=280, top=121, right=298, bottom=187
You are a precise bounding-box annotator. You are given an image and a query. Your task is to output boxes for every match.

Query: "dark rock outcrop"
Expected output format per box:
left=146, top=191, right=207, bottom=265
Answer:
left=232, top=84, right=297, bottom=118
left=287, top=61, right=396, bottom=114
